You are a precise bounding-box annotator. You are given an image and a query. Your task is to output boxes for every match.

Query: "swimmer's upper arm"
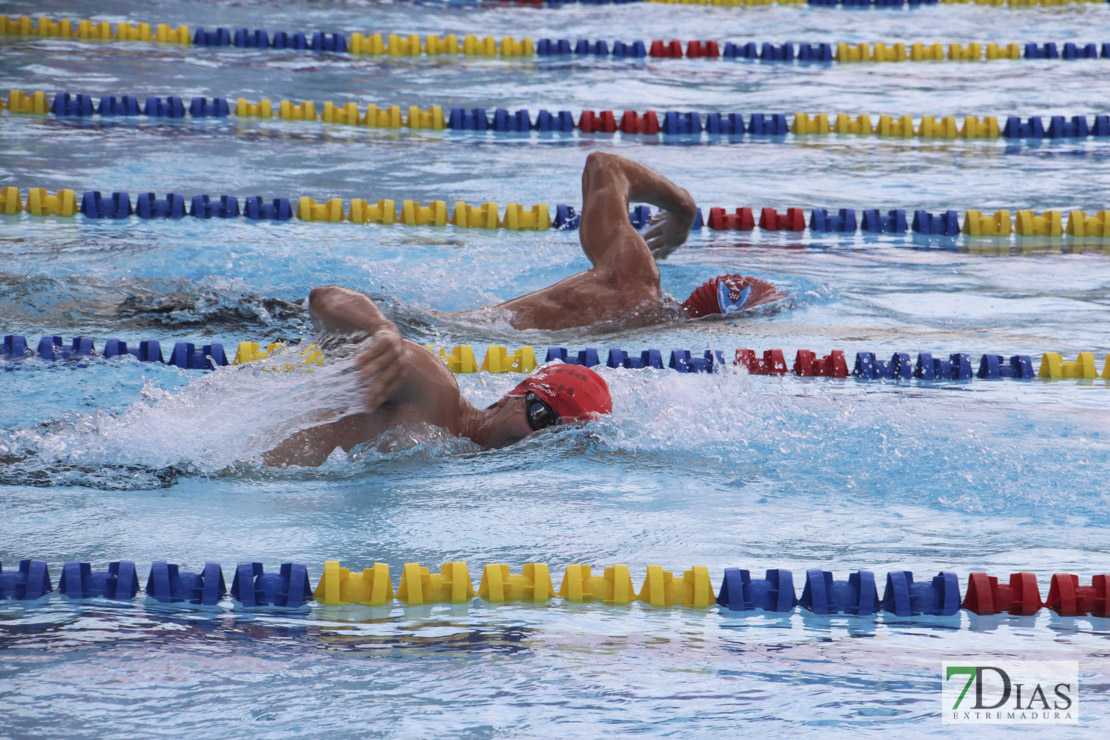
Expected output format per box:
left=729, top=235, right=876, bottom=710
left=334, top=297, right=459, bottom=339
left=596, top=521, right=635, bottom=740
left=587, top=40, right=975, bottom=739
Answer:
left=262, top=422, right=340, bottom=468
left=579, top=153, right=656, bottom=278
left=579, top=154, right=697, bottom=282
left=309, top=286, right=394, bottom=336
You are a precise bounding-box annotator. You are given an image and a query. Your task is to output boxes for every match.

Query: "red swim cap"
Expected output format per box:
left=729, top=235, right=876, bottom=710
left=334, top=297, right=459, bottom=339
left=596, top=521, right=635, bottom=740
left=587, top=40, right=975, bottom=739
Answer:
left=507, top=363, right=612, bottom=421
left=681, top=273, right=755, bottom=319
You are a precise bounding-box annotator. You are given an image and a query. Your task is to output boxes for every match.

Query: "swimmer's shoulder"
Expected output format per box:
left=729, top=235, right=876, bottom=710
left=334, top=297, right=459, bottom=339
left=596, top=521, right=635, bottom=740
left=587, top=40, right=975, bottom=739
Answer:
left=398, top=340, right=461, bottom=393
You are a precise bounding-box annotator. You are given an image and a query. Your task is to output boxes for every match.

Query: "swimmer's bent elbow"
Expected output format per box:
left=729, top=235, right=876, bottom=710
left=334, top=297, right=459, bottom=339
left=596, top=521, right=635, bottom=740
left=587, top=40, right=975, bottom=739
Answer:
left=309, top=285, right=344, bottom=310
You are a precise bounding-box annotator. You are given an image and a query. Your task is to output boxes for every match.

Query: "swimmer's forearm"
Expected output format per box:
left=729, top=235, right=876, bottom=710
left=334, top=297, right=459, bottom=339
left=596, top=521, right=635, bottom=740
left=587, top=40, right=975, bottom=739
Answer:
left=262, top=424, right=337, bottom=468
left=309, top=286, right=407, bottom=410
left=308, top=286, right=397, bottom=336
left=609, top=154, right=697, bottom=221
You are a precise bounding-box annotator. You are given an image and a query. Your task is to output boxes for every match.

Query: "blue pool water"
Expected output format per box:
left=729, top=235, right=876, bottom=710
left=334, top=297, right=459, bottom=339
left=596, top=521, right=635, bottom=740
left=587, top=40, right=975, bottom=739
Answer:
left=2, top=0, right=1110, bottom=735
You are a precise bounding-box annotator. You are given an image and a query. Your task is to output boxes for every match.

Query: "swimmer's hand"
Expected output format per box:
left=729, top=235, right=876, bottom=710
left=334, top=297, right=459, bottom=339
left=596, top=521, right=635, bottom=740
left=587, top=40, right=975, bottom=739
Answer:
left=643, top=209, right=692, bottom=260
left=355, top=326, right=405, bottom=411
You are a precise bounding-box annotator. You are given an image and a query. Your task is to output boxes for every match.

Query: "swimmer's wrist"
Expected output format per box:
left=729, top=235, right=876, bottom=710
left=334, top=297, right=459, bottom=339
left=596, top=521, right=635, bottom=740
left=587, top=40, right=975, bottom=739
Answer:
left=673, top=191, right=696, bottom=223
left=373, top=323, right=400, bottom=338
left=371, top=324, right=402, bottom=347
left=657, top=192, right=695, bottom=225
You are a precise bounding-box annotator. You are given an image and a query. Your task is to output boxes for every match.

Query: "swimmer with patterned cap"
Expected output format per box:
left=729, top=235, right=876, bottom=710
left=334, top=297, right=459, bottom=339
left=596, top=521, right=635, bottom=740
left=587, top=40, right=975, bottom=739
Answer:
left=455, top=151, right=784, bottom=329
left=266, top=153, right=776, bottom=465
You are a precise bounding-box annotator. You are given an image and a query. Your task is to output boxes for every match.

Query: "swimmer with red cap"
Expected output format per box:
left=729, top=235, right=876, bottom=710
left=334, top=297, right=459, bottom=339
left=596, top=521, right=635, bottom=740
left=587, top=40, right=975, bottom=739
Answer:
left=263, top=285, right=612, bottom=466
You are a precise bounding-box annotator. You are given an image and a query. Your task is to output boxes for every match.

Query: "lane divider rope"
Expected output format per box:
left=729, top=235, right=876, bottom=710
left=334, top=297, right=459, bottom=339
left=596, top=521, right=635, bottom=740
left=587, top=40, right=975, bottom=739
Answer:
left=2, top=558, right=1107, bottom=617
left=2, top=186, right=1109, bottom=239
left=4, top=335, right=1109, bottom=382
left=4, top=16, right=1109, bottom=64
left=6, top=89, right=1110, bottom=144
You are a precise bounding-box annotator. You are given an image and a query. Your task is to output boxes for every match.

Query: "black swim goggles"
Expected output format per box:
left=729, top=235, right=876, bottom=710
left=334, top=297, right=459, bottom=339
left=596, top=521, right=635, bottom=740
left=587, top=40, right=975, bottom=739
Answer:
left=524, top=391, right=560, bottom=431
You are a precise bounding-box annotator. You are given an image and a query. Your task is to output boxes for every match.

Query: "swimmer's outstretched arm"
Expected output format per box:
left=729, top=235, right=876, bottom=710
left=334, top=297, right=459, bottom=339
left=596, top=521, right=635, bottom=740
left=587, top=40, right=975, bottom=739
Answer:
left=308, top=286, right=405, bottom=410
left=579, top=152, right=698, bottom=272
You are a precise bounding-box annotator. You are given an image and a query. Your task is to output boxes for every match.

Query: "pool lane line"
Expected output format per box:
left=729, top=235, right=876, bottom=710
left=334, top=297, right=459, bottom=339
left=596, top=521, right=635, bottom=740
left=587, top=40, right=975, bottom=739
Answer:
left=4, top=558, right=1108, bottom=618
left=4, top=335, right=1108, bottom=382
left=4, top=15, right=1110, bottom=65
left=7, top=90, right=1109, bottom=144
left=3, top=187, right=1108, bottom=240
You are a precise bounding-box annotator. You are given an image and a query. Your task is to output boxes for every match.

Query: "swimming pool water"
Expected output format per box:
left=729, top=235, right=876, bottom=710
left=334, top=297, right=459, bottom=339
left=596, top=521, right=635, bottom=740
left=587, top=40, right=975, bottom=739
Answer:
left=2, top=0, right=1110, bottom=736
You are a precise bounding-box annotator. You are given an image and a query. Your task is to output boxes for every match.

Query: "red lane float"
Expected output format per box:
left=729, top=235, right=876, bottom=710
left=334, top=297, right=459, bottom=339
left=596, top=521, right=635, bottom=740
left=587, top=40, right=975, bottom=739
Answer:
left=708, top=206, right=755, bottom=230
left=793, top=350, right=850, bottom=378
left=759, top=207, right=807, bottom=232
left=619, top=110, right=660, bottom=134
left=686, top=40, right=720, bottom=58
left=578, top=109, right=617, bottom=133
left=962, top=572, right=1043, bottom=616
left=1045, top=574, right=1110, bottom=617
left=650, top=39, right=684, bottom=58
left=735, top=349, right=788, bottom=376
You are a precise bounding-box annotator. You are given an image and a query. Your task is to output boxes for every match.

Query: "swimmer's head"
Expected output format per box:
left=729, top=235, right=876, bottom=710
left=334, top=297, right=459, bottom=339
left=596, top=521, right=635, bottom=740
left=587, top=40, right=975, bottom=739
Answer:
left=681, top=274, right=753, bottom=319
left=507, top=363, right=613, bottom=424
left=479, top=364, right=613, bottom=448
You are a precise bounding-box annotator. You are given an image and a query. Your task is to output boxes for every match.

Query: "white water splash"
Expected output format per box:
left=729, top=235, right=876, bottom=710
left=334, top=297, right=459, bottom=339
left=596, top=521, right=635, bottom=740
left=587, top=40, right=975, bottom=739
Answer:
left=5, top=344, right=369, bottom=472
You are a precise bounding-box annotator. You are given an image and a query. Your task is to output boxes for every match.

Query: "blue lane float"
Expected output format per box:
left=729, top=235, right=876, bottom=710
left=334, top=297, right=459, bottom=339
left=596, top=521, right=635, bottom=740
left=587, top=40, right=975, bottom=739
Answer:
left=0, top=559, right=52, bottom=600
left=142, top=95, right=186, bottom=118
left=102, top=338, right=171, bottom=364
left=661, top=111, right=702, bottom=135
left=33, top=335, right=93, bottom=361
left=976, top=354, right=1035, bottom=380
left=188, top=97, right=230, bottom=118
left=98, top=95, right=141, bottom=116
left=1002, top=115, right=1110, bottom=140
left=716, top=569, right=797, bottom=612
left=145, top=561, right=227, bottom=605
left=244, top=196, right=292, bottom=221
left=80, top=191, right=133, bottom=219
left=880, top=571, right=962, bottom=617
left=852, top=351, right=912, bottom=380
left=912, top=209, right=960, bottom=237
left=533, top=109, right=576, bottom=132
left=553, top=204, right=581, bottom=230
left=136, top=193, right=186, bottom=219
left=2, top=335, right=229, bottom=368
left=231, top=563, right=312, bottom=607
left=914, top=352, right=974, bottom=381
left=861, top=209, right=908, bottom=234
left=50, top=92, right=94, bottom=117
left=800, top=569, right=879, bottom=616
left=704, top=112, right=744, bottom=135
left=59, top=561, right=140, bottom=600
left=746, top=113, right=790, bottom=136
left=810, top=208, right=857, bottom=233
left=604, top=348, right=665, bottom=370
left=189, top=194, right=240, bottom=218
